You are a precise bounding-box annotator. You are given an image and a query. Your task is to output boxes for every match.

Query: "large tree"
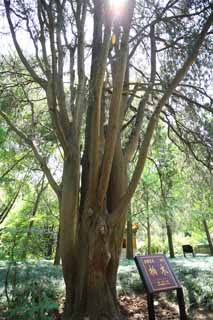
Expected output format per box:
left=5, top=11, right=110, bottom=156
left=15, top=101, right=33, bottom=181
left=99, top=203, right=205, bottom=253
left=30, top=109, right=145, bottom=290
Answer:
left=1, top=0, right=212, bottom=319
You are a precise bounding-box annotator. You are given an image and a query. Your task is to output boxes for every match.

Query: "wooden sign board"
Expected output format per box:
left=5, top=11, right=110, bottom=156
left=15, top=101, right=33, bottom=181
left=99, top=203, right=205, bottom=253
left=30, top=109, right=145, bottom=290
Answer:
left=135, top=254, right=180, bottom=293
left=134, top=255, right=187, bottom=320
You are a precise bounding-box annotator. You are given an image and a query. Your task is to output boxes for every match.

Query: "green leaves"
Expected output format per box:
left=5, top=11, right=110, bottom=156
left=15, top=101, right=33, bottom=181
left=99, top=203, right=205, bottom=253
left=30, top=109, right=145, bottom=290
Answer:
left=0, top=126, right=7, bottom=145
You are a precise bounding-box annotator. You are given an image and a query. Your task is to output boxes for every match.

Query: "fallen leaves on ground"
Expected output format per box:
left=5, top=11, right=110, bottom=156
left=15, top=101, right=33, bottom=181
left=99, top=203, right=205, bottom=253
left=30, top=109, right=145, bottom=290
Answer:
left=119, top=294, right=179, bottom=319
left=56, top=294, right=180, bottom=319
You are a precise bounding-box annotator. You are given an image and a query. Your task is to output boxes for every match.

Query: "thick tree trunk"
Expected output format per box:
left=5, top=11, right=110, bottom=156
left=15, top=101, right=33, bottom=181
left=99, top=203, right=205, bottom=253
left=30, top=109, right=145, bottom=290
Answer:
left=126, top=207, right=134, bottom=259
left=147, top=216, right=151, bottom=255
left=166, top=222, right=175, bottom=258
left=203, top=219, right=213, bottom=256
left=63, top=215, right=124, bottom=320
left=63, top=138, right=128, bottom=320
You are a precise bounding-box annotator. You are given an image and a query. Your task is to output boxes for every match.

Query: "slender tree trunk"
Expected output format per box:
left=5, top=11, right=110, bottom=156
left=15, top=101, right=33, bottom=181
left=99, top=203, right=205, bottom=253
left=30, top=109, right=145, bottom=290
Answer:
left=106, top=138, right=129, bottom=300
left=46, top=237, right=54, bottom=257
left=203, top=219, right=213, bottom=256
left=22, top=220, right=34, bottom=259
left=60, top=157, right=79, bottom=318
left=145, top=190, right=151, bottom=255
left=54, top=227, right=61, bottom=265
left=126, top=207, right=134, bottom=259
left=147, top=216, right=151, bottom=255
left=22, top=180, right=46, bottom=259
left=44, top=226, right=54, bottom=258
left=166, top=222, right=175, bottom=258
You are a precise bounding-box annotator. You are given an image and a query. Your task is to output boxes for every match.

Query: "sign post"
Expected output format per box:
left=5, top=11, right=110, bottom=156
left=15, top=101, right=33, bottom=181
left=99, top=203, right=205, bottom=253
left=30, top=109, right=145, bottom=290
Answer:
left=134, top=254, right=187, bottom=320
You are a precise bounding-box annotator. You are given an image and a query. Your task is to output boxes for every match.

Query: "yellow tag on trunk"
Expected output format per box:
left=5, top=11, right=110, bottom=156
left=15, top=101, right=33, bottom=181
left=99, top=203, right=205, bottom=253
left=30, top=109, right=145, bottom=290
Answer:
left=111, top=34, right=116, bottom=45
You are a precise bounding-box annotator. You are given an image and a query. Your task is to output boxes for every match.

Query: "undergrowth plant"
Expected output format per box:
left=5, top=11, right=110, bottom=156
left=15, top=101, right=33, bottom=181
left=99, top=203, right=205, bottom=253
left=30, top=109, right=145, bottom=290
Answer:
left=0, top=260, right=63, bottom=320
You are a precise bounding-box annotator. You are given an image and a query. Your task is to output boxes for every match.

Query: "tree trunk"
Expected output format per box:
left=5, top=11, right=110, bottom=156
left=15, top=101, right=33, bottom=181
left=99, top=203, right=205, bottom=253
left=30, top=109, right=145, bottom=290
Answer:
left=22, top=220, right=34, bottom=259
left=54, top=227, right=61, bottom=265
left=71, top=219, right=122, bottom=319
left=44, top=226, right=54, bottom=258
left=126, top=207, right=134, bottom=259
left=147, top=216, right=151, bottom=255
left=166, top=222, right=175, bottom=258
left=62, top=139, right=128, bottom=320
left=62, top=210, right=127, bottom=320
left=46, top=239, right=53, bottom=257
left=22, top=179, right=46, bottom=259
left=203, top=219, right=213, bottom=256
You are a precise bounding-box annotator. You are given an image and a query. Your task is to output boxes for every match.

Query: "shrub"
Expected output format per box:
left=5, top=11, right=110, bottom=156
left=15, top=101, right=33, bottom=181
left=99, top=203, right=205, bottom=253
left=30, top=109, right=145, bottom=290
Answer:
left=0, top=260, right=63, bottom=319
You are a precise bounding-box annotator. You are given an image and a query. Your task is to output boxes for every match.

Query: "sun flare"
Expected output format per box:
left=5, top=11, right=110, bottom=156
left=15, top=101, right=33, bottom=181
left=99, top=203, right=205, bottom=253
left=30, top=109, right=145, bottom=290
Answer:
left=109, top=0, right=127, bottom=17
left=110, top=0, right=127, bottom=5
left=109, top=0, right=127, bottom=10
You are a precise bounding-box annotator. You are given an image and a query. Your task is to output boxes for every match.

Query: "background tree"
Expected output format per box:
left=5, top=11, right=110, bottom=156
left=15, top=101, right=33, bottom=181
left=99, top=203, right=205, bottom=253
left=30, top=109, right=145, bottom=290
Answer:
left=126, top=206, right=134, bottom=259
left=188, top=167, right=213, bottom=255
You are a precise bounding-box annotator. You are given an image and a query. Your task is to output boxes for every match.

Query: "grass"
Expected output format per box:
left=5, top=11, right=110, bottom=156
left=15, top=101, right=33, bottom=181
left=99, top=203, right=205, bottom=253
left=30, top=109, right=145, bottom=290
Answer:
left=0, top=255, right=212, bottom=319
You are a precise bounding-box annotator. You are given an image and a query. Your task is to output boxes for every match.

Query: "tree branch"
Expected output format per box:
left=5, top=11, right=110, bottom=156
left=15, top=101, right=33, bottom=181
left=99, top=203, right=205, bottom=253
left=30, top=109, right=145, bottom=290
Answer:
left=97, top=1, right=135, bottom=208
left=86, top=1, right=113, bottom=206
left=110, top=10, right=213, bottom=222
left=0, top=153, right=29, bottom=181
left=0, top=110, right=61, bottom=198
left=4, top=0, right=47, bottom=89
left=124, top=23, right=156, bottom=162
left=0, top=182, right=22, bottom=224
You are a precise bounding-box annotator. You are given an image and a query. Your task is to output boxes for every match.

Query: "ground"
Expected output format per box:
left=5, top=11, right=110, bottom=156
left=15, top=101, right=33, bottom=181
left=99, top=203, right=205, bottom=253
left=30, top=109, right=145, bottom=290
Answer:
left=52, top=293, right=213, bottom=320
left=0, top=256, right=212, bottom=319
left=120, top=294, right=179, bottom=319
left=119, top=294, right=213, bottom=320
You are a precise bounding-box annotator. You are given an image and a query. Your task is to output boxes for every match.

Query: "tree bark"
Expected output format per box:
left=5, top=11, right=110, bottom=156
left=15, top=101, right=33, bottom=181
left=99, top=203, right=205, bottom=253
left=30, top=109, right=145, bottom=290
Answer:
left=62, top=212, right=126, bottom=320
left=126, top=207, right=134, bottom=259
left=203, top=219, right=213, bottom=256
left=72, top=219, right=122, bottom=320
left=54, top=227, right=61, bottom=265
left=166, top=222, right=175, bottom=258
